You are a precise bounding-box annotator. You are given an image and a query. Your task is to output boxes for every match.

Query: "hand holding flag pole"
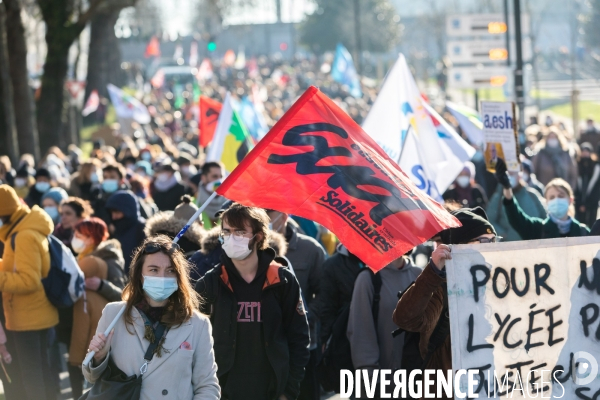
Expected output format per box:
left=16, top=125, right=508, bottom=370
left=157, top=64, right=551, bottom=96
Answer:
left=83, top=191, right=219, bottom=367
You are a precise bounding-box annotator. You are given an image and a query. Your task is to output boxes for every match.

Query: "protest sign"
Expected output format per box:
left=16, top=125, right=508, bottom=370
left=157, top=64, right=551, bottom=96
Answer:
left=481, top=101, right=520, bottom=173
left=447, top=237, right=600, bottom=399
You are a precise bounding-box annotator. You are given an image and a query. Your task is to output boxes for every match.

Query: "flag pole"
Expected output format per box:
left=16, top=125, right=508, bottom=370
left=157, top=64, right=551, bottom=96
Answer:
left=397, top=125, right=412, bottom=164
left=173, top=191, right=219, bottom=244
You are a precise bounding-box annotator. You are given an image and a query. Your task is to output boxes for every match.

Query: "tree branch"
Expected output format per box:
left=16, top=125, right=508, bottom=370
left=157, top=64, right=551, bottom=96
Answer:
left=77, top=0, right=106, bottom=26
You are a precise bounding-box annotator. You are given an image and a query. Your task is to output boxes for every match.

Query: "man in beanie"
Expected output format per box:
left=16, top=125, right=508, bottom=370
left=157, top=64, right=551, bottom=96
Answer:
left=0, top=185, right=59, bottom=399
left=392, top=207, right=498, bottom=400
left=25, top=167, right=53, bottom=208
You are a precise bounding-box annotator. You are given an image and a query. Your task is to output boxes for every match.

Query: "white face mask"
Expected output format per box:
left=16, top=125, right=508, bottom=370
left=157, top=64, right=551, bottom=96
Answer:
left=456, top=176, right=470, bottom=188
left=547, top=138, right=559, bottom=148
left=156, top=173, right=170, bottom=183
left=71, top=237, right=88, bottom=254
left=221, top=234, right=255, bottom=260
left=14, top=178, right=27, bottom=188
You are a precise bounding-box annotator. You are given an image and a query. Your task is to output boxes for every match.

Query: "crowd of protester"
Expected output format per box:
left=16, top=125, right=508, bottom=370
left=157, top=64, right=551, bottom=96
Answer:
left=0, top=54, right=599, bottom=400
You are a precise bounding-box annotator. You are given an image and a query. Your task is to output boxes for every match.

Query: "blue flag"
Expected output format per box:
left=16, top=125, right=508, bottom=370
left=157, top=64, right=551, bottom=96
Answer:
left=331, top=44, right=362, bottom=98
left=239, top=97, right=269, bottom=141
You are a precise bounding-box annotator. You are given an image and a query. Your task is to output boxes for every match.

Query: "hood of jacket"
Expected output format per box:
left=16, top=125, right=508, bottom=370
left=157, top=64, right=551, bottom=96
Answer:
left=92, top=239, right=124, bottom=262
left=200, top=226, right=221, bottom=255
left=0, top=205, right=53, bottom=242
left=144, top=211, right=205, bottom=245
left=105, top=190, right=140, bottom=220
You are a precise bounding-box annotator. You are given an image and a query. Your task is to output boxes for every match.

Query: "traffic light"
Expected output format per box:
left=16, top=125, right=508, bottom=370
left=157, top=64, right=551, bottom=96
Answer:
left=207, top=36, right=216, bottom=52
left=279, top=42, right=288, bottom=51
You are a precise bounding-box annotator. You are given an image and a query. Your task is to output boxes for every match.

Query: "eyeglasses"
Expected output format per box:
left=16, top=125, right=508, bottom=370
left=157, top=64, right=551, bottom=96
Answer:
left=143, top=242, right=181, bottom=255
left=219, top=230, right=254, bottom=242
left=466, top=236, right=502, bottom=244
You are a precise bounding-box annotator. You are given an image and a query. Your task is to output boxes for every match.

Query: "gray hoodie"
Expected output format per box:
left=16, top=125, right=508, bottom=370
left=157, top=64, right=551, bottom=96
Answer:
left=347, top=258, right=422, bottom=371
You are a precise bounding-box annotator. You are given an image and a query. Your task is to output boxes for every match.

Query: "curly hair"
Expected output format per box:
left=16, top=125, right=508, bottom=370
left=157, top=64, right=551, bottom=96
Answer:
left=61, top=196, right=94, bottom=219
left=122, top=235, right=201, bottom=331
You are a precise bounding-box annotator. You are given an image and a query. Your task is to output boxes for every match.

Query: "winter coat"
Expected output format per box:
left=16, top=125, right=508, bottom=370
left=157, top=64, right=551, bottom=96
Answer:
left=503, top=196, right=589, bottom=240
left=532, top=147, right=578, bottom=189
left=575, top=161, right=600, bottom=228
left=347, top=260, right=421, bottom=371
left=283, top=223, right=326, bottom=348
left=82, top=302, right=220, bottom=400
left=189, top=227, right=222, bottom=282
left=151, top=183, right=187, bottom=211
left=195, top=248, right=310, bottom=400
left=25, top=186, right=46, bottom=208
left=69, top=172, right=94, bottom=201
left=90, top=183, right=130, bottom=226
left=91, top=239, right=126, bottom=289
left=0, top=205, right=58, bottom=331
left=105, top=190, right=147, bottom=273
left=487, top=184, right=547, bottom=241
left=315, top=245, right=363, bottom=344
left=144, top=211, right=204, bottom=257
left=69, top=256, right=109, bottom=366
left=392, top=263, right=452, bottom=400
left=590, top=219, right=600, bottom=235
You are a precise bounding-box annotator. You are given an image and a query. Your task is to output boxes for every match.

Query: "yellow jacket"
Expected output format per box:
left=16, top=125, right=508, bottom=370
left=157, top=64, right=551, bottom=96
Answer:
left=0, top=205, right=58, bottom=331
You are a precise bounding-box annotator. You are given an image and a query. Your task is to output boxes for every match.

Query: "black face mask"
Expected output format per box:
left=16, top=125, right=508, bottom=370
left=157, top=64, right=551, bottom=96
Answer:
left=111, top=217, right=133, bottom=232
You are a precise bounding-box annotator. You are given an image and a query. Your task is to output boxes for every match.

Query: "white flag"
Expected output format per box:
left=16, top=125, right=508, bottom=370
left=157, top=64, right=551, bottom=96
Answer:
left=106, top=84, right=150, bottom=124
left=446, top=101, right=484, bottom=147
left=362, top=54, right=469, bottom=200
left=206, top=92, right=234, bottom=164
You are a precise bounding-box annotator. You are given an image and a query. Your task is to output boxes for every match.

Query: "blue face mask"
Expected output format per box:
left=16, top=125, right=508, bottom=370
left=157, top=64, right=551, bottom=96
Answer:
left=102, top=179, right=119, bottom=193
left=547, top=198, right=570, bottom=219
left=142, top=276, right=178, bottom=302
left=35, top=181, right=50, bottom=193
left=44, top=206, right=59, bottom=222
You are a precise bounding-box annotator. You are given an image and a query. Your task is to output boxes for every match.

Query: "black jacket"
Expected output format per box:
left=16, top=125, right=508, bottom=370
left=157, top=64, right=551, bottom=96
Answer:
left=195, top=248, right=310, bottom=400
left=314, top=246, right=363, bottom=344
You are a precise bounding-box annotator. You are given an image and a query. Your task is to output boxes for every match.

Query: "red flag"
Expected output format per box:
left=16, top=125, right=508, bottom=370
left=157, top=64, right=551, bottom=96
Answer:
left=144, top=36, right=161, bottom=58
left=199, top=96, right=222, bottom=148
left=217, top=86, right=460, bottom=271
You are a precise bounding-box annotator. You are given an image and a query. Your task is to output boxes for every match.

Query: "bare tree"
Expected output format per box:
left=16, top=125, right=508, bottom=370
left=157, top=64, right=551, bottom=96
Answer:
left=4, top=0, right=39, bottom=159
left=36, top=0, right=107, bottom=154
left=0, top=2, right=19, bottom=162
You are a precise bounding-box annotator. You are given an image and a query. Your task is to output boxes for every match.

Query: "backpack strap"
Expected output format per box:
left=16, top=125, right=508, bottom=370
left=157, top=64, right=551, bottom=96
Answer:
left=359, top=268, right=383, bottom=329
left=421, top=303, right=450, bottom=369
left=10, top=232, right=17, bottom=252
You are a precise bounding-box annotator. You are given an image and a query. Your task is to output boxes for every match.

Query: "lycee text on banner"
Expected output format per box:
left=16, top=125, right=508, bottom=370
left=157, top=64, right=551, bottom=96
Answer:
left=447, top=237, right=600, bottom=399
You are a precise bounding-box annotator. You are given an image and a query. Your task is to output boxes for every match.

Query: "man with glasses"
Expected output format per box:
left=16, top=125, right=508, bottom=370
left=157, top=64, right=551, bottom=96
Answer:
left=392, top=207, right=499, bottom=399
left=195, top=203, right=310, bottom=400
left=265, top=209, right=325, bottom=400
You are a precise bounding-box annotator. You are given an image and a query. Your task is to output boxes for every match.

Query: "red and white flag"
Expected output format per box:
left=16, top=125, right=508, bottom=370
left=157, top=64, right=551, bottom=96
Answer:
left=217, top=86, right=460, bottom=271
left=82, top=89, right=99, bottom=116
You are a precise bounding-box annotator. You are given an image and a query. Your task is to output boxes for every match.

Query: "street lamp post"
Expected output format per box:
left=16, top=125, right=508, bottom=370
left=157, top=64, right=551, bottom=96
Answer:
left=513, top=0, right=526, bottom=133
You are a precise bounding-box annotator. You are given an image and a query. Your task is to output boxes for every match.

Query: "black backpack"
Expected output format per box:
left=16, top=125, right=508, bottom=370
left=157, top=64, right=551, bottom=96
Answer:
left=318, top=268, right=382, bottom=393
left=393, top=282, right=451, bottom=398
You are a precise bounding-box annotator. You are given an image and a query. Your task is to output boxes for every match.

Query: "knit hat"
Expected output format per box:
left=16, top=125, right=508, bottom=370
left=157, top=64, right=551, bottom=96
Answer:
left=35, top=168, right=51, bottom=179
left=41, top=187, right=68, bottom=206
left=173, top=195, right=198, bottom=221
left=437, top=207, right=496, bottom=245
left=0, top=184, right=20, bottom=216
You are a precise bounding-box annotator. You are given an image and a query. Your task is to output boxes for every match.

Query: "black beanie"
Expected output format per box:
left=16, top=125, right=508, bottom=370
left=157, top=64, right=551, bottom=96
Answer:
left=35, top=168, right=51, bottom=179
left=438, top=207, right=496, bottom=245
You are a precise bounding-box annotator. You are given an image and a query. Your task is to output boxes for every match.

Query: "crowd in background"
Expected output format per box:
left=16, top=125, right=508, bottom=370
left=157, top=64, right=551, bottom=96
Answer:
left=0, top=54, right=599, bottom=400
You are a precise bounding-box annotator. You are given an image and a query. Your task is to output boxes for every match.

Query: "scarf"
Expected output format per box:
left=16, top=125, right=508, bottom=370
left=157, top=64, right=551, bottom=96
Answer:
left=135, top=299, right=169, bottom=357
left=549, top=215, right=573, bottom=235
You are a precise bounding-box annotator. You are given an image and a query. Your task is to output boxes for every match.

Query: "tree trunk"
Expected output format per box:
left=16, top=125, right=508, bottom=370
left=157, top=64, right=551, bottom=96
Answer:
left=36, top=24, right=79, bottom=153
left=85, top=10, right=124, bottom=103
left=4, top=0, right=39, bottom=160
left=0, top=3, right=19, bottom=163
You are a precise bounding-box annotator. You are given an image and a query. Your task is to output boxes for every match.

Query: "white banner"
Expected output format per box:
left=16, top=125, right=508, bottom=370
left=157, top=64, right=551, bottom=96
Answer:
left=447, top=237, right=600, bottom=399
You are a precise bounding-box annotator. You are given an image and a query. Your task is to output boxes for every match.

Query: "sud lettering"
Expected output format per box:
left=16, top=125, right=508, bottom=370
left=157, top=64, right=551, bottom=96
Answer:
left=267, top=122, right=426, bottom=225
